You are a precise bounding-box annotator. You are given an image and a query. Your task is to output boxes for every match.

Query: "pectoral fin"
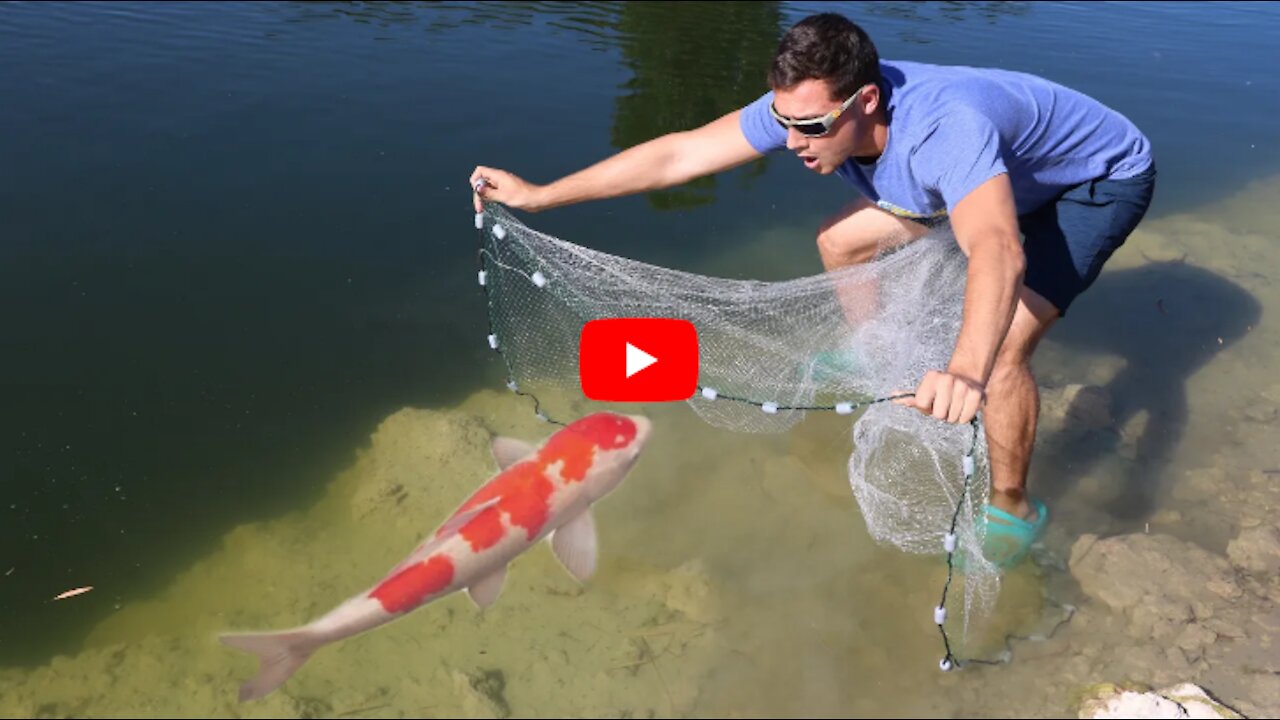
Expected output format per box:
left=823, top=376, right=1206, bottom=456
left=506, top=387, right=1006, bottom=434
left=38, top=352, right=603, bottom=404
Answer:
left=550, top=508, right=598, bottom=583
left=467, top=565, right=508, bottom=610
left=490, top=436, right=537, bottom=471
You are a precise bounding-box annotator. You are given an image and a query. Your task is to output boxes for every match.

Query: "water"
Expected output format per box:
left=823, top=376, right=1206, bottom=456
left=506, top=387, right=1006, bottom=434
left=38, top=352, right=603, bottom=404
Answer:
left=2, top=1, right=1279, bottom=716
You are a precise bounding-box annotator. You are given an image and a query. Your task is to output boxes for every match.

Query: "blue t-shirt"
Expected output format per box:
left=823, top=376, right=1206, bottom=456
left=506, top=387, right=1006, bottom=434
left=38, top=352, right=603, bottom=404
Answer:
left=739, top=59, right=1153, bottom=221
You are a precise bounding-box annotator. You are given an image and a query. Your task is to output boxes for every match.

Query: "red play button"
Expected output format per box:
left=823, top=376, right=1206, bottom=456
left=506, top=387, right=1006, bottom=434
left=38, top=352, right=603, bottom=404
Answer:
left=579, top=318, right=699, bottom=402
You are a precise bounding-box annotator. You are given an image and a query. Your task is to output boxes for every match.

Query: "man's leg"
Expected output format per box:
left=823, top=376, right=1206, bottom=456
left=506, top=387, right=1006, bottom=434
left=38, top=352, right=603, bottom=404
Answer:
left=815, top=196, right=1057, bottom=527
left=816, top=196, right=928, bottom=325
left=983, top=286, right=1060, bottom=521
left=995, top=163, right=1157, bottom=524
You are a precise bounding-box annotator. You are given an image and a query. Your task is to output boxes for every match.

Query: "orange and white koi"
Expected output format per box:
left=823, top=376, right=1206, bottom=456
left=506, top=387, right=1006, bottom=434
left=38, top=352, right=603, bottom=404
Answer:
left=219, top=411, right=653, bottom=702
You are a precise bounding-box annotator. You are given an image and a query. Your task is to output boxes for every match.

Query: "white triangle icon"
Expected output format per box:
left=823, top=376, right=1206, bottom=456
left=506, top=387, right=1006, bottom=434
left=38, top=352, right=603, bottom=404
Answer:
left=625, top=342, right=658, bottom=379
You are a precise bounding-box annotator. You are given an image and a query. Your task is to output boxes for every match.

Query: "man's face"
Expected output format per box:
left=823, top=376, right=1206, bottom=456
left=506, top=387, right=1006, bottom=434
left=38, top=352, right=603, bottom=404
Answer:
left=770, top=78, right=869, bottom=175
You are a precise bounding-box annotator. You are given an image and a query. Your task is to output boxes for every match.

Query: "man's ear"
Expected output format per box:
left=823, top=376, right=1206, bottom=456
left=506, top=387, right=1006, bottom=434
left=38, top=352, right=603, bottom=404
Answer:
left=860, top=83, right=881, bottom=115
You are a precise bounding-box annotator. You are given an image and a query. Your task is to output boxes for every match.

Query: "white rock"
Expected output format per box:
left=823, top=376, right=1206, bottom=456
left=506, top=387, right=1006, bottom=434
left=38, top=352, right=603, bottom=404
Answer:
left=1079, top=682, right=1244, bottom=719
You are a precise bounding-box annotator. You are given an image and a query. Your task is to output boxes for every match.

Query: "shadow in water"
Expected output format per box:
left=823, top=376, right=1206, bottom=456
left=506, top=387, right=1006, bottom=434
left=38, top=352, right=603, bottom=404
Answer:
left=1035, top=260, right=1262, bottom=525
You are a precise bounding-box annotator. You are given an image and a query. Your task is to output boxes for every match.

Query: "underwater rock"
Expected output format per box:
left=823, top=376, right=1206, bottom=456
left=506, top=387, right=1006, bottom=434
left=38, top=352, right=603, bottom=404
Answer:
left=662, top=558, right=718, bottom=624
left=452, top=668, right=511, bottom=719
left=1066, top=530, right=1280, bottom=717
left=1241, top=385, right=1279, bottom=423
left=1069, top=533, right=1241, bottom=616
left=1077, top=682, right=1245, bottom=719
left=1174, top=467, right=1230, bottom=503
left=1039, top=383, right=1115, bottom=434
left=1064, top=384, right=1115, bottom=429
left=1150, top=509, right=1184, bottom=526
left=1118, top=409, right=1153, bottom=460
left=1241, top=399, right=1277, bottom=424
left=1227, top=525, right=1280, bottom=577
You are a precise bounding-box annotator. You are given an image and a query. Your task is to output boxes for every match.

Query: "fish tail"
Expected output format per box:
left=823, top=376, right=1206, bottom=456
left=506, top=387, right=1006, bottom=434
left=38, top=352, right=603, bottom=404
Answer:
left=219, top=626, right=322, bottom=702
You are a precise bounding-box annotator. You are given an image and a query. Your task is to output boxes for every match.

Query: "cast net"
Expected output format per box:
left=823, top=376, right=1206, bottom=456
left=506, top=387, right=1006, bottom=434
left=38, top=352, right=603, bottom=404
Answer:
left=472, top=199, right=999, bottom=665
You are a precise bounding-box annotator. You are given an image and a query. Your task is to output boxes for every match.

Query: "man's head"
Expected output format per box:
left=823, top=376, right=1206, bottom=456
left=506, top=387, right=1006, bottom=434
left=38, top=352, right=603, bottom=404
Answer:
left=767, top=13, right=883, bottom=174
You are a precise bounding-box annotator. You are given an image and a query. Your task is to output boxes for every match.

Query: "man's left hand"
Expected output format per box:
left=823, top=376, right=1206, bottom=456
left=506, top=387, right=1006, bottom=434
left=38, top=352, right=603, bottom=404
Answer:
left=895, top=370, right=985, bottom=424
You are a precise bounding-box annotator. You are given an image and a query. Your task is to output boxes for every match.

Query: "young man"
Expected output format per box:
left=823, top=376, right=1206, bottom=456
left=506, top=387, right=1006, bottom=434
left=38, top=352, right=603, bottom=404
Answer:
left=470, top=12, right=1155, bottom=567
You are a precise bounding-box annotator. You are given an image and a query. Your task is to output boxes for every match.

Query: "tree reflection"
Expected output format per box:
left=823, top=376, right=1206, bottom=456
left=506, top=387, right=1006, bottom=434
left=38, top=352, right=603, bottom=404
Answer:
left=609, top=1, right=784, bottom=210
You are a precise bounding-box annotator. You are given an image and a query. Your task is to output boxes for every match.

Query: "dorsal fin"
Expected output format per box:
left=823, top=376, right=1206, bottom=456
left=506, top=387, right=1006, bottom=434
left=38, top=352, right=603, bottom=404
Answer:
left=382, top=496, right=504, bottom=581
left=490, top=436, right=537, bottom=471
left=435, top=496, right=503, bottom=539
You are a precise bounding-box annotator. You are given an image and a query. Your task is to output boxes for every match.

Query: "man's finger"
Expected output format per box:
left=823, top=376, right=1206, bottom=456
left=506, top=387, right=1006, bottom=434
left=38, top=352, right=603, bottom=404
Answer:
left=470, top=170, right=487, bottom=212
left=960, top=386, right=983, bottom=424
left=948, top=380, right=970, bottom=424
left=930, top=375, right=952, bottom=420
left=913, top=375, right=938, bottom=415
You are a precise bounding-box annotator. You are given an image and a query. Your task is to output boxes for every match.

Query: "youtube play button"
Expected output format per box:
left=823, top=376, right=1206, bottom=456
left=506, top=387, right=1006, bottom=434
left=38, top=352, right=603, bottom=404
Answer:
left=626, top=342, right=658, bottom=378
left=580, top=318, right=699, bottom=402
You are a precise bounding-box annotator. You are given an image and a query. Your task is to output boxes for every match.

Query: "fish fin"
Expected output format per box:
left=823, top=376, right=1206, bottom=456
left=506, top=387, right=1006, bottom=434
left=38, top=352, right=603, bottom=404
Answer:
left=550, top=507, right=598, bottom=584
left=467, top=565, right=508, bottom=610
left=490, top=436, right=537, bottom=471
left=435, top=496, right=503, bottom=540
left=387, top=497, right=504, bottom=579
left=219, top=627, right=321, bottom=702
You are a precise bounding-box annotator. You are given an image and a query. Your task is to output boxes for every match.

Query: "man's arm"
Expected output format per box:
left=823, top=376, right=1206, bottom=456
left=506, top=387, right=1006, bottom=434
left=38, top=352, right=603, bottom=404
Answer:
left=947, top=172, right=1026, bottom=386
left=906, top=172, right=1025, bottom=424
left=471, top=109, right=765, bottom=212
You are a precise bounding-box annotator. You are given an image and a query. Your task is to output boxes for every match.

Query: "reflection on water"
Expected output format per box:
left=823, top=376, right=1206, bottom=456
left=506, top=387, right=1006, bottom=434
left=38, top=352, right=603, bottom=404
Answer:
left=857, top=0, right=1033, bottom=44
left=608, top=1, right=784, bottom=210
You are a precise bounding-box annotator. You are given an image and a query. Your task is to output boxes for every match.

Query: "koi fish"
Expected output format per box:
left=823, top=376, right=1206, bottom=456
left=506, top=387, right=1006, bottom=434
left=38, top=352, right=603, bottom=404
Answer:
left=219, top=411, right=653, bottom=701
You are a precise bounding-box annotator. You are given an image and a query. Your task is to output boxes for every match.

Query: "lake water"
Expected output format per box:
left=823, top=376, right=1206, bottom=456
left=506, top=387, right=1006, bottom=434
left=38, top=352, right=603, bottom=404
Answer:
left=2, top=1, right=1278, bottom=717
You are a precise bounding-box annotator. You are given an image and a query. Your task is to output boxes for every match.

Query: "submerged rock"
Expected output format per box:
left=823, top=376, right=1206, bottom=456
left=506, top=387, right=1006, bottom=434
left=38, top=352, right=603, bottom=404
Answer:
left=1069, top=533, right=1241, bottom=617
left=1077, top=682, right=1245, bottom=719
left=452, top=668, right=511, bottom=719
left=662, top=558, right=718, bottom=624
left=1039, top=383, right=1115, bottom=434
left=1067, top=530, right=1280, bottom=717
left=1227, top=525, right=1280, bottom=577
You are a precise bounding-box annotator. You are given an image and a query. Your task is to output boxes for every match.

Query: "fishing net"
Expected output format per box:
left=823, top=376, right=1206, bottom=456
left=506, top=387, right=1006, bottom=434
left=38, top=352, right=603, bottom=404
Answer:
left=471, top=199, right=998, bottom=667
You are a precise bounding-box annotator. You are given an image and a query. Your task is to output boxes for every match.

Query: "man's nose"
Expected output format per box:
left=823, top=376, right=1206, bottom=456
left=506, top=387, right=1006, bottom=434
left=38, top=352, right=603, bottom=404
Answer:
left=785, top=127, right=806, bottom=151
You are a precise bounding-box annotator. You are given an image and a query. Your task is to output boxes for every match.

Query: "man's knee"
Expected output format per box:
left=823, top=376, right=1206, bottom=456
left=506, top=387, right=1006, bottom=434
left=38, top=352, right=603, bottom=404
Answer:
left=816, top=197, right=926, bottom=270
left=817, top=227, right=878, bottom=268
left=993, top=287, right=1060, bottom=374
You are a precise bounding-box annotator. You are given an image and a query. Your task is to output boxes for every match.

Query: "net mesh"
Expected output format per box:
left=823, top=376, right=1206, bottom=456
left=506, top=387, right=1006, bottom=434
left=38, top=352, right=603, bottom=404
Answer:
left=474, top=201, right=999, bottom=659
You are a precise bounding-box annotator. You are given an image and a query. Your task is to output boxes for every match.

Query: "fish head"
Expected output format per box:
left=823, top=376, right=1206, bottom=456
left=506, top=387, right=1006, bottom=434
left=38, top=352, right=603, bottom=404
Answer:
left=553, top=411, right=652, bottom=500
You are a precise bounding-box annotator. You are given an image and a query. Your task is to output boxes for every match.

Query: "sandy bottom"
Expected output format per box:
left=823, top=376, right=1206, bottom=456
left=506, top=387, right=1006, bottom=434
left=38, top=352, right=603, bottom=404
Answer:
left=3, top=177, right=1279, bottom=718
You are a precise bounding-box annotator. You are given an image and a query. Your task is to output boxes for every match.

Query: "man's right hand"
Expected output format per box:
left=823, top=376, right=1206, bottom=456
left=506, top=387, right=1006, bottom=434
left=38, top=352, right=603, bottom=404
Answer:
left=468, top=107, right=762, bottom=215
left=470, top=167, right=543, bottom=213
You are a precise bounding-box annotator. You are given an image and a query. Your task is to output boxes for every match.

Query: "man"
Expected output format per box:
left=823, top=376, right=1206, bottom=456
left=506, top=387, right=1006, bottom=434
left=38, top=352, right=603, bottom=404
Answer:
left=470, top=12, right=1155, bottom=568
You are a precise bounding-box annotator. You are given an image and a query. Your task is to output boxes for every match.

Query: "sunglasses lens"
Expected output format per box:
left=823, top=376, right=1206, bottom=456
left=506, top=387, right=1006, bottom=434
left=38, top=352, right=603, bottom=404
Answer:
left=797, top=122, right=828, bottom=137
left=772, top=110, right=831, bottom=137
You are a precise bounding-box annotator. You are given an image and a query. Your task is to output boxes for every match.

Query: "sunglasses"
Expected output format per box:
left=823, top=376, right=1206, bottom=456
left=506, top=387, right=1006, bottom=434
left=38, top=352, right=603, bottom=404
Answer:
left=768, top=85, right=868, bottom=137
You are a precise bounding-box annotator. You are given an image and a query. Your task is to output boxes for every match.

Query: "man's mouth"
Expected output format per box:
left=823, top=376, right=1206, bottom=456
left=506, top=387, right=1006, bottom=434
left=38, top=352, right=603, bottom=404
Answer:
left=800, top=155, right=820, bottom=169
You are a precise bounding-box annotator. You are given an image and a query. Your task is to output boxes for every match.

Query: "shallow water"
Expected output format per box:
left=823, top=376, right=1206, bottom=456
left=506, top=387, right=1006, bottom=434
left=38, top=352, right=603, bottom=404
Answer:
left=2, top=1, right=1279, bottom=716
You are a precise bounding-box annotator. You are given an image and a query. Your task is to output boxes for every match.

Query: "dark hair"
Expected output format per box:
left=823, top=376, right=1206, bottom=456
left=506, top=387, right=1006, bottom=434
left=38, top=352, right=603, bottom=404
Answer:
left=768, top=13, right=881, bottom=100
